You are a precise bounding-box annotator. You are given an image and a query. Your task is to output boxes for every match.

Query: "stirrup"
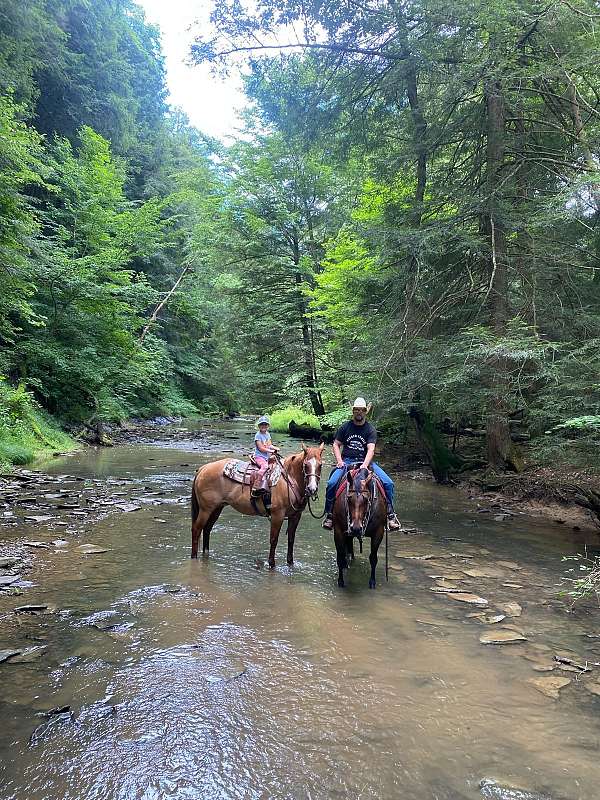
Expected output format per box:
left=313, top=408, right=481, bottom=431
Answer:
left=322, top=514, right=333, bottom=530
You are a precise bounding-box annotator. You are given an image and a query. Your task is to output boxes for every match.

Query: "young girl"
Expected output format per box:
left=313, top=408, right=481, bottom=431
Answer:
left=252, top=415, right=279, bottom=495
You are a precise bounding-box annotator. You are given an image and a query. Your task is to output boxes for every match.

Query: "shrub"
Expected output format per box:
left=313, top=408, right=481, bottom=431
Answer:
left=269, top=405, right=321, bottom=433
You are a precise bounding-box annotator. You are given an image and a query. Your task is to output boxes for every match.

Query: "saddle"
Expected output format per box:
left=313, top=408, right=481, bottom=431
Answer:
left=334, top=468, right=386, bottom=501
left=222, top=458, right=282, bottom=488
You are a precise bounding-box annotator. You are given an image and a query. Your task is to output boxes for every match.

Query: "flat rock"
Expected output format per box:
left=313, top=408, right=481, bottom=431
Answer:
left=480, top=777, right=555, bottom=799
left=23, top=541, right=50, bottom=549
left=527, top=675, right=571, bottom=699
left=480, top=629, right=527, bottom=645
left=0, top=557, right=20, bottom=568
left=114, top=503, right=141, bottom=513
left=445, top=592, right=488, bottom=606
left=14, top=604, right=49, bottom=614
left=0, top=574, right=20, bottom=587
left=497, top=602, right=522, bottom=617
left=467, top=612, right=506, bottom=624
left=388, top=564, right=404, bottom=572
left=24, top=515, right=53, bottom=523
left=77, top=544, right=110, bottom=555
left=395, top=552, right=435, bottom=560
left=496, top=561, right=522, bottom=571
left=463, top=567, right=505, bottom=579
left=8, top=645, right=47, bottom=663
left=0, top=649, right=21, bottom=663
left=584, top=681, right=600, bottom=697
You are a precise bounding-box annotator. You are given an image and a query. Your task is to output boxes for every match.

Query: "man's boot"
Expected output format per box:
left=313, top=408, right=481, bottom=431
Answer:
left=322, top=513, right=333, bottom=530
left=386, top=506, right=401, bottom=530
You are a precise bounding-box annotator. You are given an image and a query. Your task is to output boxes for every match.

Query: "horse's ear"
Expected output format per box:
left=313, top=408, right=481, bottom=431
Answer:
left=318, top=441, right=325, bottom=453
left=301, top=442, right=308, bottom=454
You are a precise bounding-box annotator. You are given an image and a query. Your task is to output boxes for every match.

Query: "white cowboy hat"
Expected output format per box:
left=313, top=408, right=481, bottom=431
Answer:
left=351, top=397, right=368, bottom=410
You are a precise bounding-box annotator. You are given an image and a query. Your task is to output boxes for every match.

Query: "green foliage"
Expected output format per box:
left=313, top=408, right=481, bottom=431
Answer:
left=0, top=379, right=76, bottom=471
left=560, top=552, right=600, bottom=606
left=269, top=406, right=321, bottom=433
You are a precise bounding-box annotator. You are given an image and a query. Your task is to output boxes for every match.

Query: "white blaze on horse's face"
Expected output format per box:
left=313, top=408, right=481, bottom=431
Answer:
left=306, top=457, right=319, bottom=497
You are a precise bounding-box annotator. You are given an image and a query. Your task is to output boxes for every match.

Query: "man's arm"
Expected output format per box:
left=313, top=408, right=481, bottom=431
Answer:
left=332, top=439, right=345, bottom=468
left=361, top=442, right=376, bottom=470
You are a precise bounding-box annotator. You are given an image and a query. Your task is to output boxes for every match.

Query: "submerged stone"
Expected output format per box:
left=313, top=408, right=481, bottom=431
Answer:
left=77, top=544, right=109, bottom=555
left=463, top=567, right=506, bottom=579
left=0, top=649, right=21, bottom=663
left=445, top=592, right=488, bottom=606
left=480, top=777, right=555, bottom=799
left=497, top=602, right=522, bottom=617
left=527, top=675, right=571, bottom=699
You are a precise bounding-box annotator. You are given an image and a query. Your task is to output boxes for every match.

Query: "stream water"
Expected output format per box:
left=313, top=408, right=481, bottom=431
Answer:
left=1, top=420, right=599, bottom=800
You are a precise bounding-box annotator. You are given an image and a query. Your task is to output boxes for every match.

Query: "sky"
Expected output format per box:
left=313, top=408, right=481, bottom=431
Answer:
left=135, top=0, right=247, bottom=140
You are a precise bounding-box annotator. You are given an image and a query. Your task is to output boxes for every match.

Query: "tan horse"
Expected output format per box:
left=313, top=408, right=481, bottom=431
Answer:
left=191, top=443, right=325, bottom=569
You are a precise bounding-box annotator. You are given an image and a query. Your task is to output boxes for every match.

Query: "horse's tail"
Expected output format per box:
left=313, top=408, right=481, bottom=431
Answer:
left=191, top=472, right=200, bottom=523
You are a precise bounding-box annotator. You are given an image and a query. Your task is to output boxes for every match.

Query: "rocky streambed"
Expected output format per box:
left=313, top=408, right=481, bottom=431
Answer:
left=1, top=419, right=599, bottom=800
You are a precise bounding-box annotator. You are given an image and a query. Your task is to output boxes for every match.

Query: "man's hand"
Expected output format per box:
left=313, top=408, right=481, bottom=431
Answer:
left=336, top=459, right=345, bottom=469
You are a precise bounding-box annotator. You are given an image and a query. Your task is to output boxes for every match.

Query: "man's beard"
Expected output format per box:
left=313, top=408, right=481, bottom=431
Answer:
left=353, top=412, right=364, bottom=422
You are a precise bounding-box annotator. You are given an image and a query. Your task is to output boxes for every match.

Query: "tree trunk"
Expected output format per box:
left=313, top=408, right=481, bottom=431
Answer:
left=292, top=236, right=325, bottom=416
left=409, top=407, right=461, bottom=484
left=483, top=77, right=522, bottom=472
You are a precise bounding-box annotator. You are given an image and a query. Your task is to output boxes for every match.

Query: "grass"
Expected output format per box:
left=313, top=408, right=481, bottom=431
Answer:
left=0, top=381, right=78, bottom=472
left=269, top=405, right=321, bottom=433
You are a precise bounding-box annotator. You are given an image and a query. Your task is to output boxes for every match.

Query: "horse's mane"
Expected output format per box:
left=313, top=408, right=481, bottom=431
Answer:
left=352, top=467, right=370, bottom=492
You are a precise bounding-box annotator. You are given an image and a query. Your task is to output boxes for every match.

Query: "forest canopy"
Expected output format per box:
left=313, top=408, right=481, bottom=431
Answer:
left=1, top=0, right=599, bottom=475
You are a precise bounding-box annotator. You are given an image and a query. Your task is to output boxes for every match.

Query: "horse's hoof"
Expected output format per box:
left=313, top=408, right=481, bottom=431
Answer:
left=369, top=579, right=376, bottom=589
left=338, top=578, right=345, bottom=588
left=287, top=560, right=293, bottom=567
left=268, top=561, right=275, bottom=570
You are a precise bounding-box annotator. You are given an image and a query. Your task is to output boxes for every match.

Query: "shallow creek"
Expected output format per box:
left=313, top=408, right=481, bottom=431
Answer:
left=1, top=420, right=599, bottom=800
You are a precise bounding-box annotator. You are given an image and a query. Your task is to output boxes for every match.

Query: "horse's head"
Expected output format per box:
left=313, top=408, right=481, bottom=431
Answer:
left=301, top=442, right=325, bottom=499
left=347, top=468, right=373, bottom=538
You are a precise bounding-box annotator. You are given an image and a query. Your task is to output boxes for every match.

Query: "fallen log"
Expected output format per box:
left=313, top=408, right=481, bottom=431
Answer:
left=288, top=420, right=334, bottom=443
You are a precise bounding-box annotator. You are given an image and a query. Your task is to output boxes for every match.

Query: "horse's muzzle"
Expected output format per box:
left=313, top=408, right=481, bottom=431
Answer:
left=350, top=523, right=363, bottom=538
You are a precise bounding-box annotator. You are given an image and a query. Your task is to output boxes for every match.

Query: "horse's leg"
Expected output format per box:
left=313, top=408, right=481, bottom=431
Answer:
left=202, top=504, right=224, bottom=554
left=286, top=511, right=301, bottom=566
left=268, top=510, right=285, bottom=570
left=347, top=537, right=355, bottom=564
left=191, top=507, right=212, bottom=559
left=369, top=528, right=383, bottom=589
left=334, top=528, right=347, bottom=588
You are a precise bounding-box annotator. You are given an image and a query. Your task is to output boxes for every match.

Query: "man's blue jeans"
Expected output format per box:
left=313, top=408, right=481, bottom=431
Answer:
left=324, top=459, right=395, bottom=514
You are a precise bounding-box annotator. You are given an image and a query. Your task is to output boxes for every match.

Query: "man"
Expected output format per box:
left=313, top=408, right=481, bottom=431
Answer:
left=322, top=397, right=401, bottom=530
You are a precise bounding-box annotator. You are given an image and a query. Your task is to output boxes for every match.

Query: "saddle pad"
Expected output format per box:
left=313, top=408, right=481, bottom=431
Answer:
left=223, top=459, right=281, bottom=487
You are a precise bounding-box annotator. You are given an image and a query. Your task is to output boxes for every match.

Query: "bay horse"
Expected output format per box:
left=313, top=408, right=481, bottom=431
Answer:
left=332, top=467, right=387, bottom=589
left=191, top=443, right=324, bottom=569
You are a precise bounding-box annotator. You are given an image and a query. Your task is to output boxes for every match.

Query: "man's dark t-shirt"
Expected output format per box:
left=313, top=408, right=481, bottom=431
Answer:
left=335, top=420, right=377, bottom=462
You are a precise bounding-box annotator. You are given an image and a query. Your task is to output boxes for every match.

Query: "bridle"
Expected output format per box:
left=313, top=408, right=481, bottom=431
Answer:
left=276, top=452, right=323, bottom=515
left=346, top=470, right=374, bottom=544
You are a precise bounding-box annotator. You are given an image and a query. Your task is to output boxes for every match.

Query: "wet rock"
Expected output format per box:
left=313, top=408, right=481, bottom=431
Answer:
left=395, top=552, right=435, bottom=560
left=434, top=578, right=460, bottom=589
left=497, top=602, right=522, bottom=617
left=0, top=557, right=20, bottom=568
left=527, top=675, right=571, bottom=699
left=23, top=541, right=50, bottom=549
left=24, top=515, right=53, bottom=523
left=445, top=592, right=488, bottom=606
left=480, top=629, right=527, bottom=645
left=497, top=561, right=522, bottom=571
left=0, top=649, right=21, bottom=663
left=480, top=778, right=555, bottom=799
left=77, top=544, right=110, bottom=555
left=502, top=583, right=523, bottom=590
left=0, top=574, right=20, bottom=587
left=584, top=681, right=600, bottom=697
left=462, top=567, right=506, bottom=579
left=114, top=502, right=142, bottom=513
left=429, top=587, right=464, bottom=596
left=14, top=604, right=49, bottom=614
left=467, top=612, right=506, bottom=624
left=8, top=645, right=47, bottom=663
